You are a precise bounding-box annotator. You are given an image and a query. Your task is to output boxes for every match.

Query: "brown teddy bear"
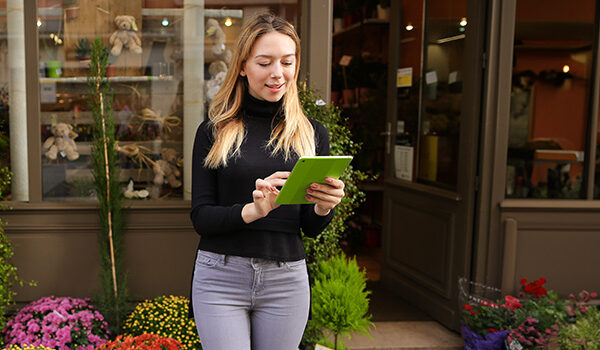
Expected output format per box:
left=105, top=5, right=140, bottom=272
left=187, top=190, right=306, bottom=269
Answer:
left=153, top=148, right=182, bottom=188
left=43, top=122, right=79, bottom=161
left=109, top=15, right=142, bottom=56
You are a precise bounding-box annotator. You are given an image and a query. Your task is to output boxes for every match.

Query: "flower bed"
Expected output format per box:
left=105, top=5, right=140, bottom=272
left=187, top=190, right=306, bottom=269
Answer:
left=3, top=296, right=110, bottom=349
left=459, top=277, right=599, bottom=349
left=122, top=295, right=201, bottom=350
left=96, top=333, right=183, bottom=350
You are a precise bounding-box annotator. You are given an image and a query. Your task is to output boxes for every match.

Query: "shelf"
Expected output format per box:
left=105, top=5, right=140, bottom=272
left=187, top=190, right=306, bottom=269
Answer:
left=73, top=140, right=183, bottom=156
left=39, top=75, right=174, bottom=84
left=32, top=7, right=243, bottom=19
left=332, top=18, right=389, bottom=38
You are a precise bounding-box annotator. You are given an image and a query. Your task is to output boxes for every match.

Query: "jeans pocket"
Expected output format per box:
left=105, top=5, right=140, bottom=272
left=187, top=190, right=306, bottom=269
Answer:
left=283, top=259, right=306, bottom=271
left=195, top=250, right=220, bottom=268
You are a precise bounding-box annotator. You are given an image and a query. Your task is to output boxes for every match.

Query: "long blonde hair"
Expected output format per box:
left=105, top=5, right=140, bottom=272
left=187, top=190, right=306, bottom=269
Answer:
left=204, top=13, right=315, bottom=168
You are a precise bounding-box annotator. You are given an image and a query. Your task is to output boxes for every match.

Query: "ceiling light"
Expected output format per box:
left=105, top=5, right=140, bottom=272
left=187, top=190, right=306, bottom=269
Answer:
left=161, top=18, right=169, bottom=27
left=460, top=17, right=467, bottom=27
left=405, top=22, right=413, bottom=31
left=563, top=65, right=570, bottom=73
left=224, top=17, right=232, bottom=27
left=37, top=18, right=42, bottom=27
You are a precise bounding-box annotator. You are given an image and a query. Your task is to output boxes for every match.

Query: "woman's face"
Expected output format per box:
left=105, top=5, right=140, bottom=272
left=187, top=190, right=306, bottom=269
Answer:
left=241, top=31, right=297, bottom=102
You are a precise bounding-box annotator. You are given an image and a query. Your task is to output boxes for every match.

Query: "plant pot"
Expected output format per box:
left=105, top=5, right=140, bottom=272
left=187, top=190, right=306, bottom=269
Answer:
left=106, top=65, right=115, bottom=77
left=46, top=60, right=63, bottom=78
left=461, top=324, right=508, bottom=350
left=376, top=5, right=390, bottom=21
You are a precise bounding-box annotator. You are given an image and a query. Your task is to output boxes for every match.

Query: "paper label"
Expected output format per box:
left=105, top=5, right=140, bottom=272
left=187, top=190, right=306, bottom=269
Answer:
left=394, top=145, right=414, bottom=181
left=396, top=67, right=413, bottom=88
left=449, top=71, right=458, bottom=84
left=425, top=71, right=438, bottom=85
left=40, top=83, right=57, bottom=104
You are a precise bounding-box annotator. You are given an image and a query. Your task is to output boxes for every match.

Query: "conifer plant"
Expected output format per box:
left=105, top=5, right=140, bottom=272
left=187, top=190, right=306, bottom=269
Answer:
left=88, top=38, right=127, bottom=332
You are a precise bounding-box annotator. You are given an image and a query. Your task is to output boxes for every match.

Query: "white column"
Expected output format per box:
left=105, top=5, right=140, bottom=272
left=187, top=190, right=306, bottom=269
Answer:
left=183, top=0, right=204, bottom=200
left=7, top=0, right=28, bottom=201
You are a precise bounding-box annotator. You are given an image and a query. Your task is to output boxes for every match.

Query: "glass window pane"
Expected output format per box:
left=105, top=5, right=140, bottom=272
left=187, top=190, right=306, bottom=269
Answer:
left=38, top=1, right=299, bottom=201
left=394, top=0, right=466, bottom=189
left=506, top=0, right=594, bottom=199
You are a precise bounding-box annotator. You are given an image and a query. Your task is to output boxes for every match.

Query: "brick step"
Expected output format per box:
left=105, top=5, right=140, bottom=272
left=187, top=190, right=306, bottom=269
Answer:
left=342, top=321, right=464, bottom=350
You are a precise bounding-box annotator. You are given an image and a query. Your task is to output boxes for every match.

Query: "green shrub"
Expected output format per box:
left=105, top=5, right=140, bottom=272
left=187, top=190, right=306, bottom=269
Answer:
left=558, top=306, right=600, bottom=349
left=311, top=254, right=373, bottom=350
left=298, top=83, right=375, bottom=271
left=123, top=295, right=201, bottom=349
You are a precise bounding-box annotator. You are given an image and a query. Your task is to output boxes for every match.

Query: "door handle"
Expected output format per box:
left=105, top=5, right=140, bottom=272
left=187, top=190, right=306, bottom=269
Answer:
left=381, top=122, right=392, bottom=154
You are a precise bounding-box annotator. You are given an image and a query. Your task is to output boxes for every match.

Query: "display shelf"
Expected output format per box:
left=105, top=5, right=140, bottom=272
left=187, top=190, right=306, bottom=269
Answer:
left=65, top=168, right=156, bottom=183
left=40, top=75, right=174, bottom=84
left=30, top=7, right=243, bottom=18
left=73, top=140, right=183, bottom=156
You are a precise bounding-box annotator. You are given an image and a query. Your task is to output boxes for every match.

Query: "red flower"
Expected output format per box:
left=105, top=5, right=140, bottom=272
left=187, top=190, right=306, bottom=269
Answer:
left=463, top=304, right=473, bottom=311
left=487, top=328, right=499, bottom=333
left=521, top=277, right=548, bottom=298
left=501, top=295, right=522, bottom=311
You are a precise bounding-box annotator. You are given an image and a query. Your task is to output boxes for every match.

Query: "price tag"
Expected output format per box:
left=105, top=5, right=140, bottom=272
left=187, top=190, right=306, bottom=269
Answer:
left=339, top=55, right=353, bottom=66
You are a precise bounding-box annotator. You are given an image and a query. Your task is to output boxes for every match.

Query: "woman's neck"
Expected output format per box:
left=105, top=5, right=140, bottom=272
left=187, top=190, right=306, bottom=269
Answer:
left=242, top=91, right=283, bottom=119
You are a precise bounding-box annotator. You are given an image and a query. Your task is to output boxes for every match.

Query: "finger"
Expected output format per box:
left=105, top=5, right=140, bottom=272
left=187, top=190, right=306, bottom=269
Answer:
left=265, top=171, right=291, bottom=180
left=256, top=178, right=276, bottom=192
left=253, top=190, right=265, bottom=200
left=325, top=177, right=345, bottom=189
left=304, top=194, right=334, bottom=210
left=307, top=185, right=344, bottom=199
left=265, top=178, right=287, bottom=188
left=306, top=188, right=343, bottom=204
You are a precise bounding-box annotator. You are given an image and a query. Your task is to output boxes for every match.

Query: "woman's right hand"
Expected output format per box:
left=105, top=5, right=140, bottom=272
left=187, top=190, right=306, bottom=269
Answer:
left=242, top=171, right=290, bottom=223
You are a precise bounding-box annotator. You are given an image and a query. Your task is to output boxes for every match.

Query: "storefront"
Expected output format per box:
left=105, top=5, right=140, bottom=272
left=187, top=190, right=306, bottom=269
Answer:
left=381, top=0, right=600, bottom=329
left=2, top=0, right=600, bottom=333
left=0, top=0, right=332, bottom=301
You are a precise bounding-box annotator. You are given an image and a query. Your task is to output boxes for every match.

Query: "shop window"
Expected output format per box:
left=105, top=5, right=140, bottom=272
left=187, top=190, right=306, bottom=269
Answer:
left=394, top=0, right=466, bottom=190
left=38, top=1, right=299, bottom=201
left=506, top=0, right=594, bottom=199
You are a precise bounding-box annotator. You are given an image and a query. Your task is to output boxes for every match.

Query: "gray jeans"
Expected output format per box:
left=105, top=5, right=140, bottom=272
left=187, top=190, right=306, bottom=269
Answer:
left=192, top=249, right=310, bottom=350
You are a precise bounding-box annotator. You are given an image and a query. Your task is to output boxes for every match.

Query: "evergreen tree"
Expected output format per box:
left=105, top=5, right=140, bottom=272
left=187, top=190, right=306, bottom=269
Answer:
left=87, top=38, right=127, bottom=332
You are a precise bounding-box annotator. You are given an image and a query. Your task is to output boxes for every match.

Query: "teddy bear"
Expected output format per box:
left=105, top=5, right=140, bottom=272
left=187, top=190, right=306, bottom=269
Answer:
left=109, top=15, right=142, bottom=56
left=206, top=18, right=232, bottom=64
left=205, top=60, right=228, bottom=102
left=153, top=148, right=182, bottom=188
left=43, top=122, right=79, bottom=161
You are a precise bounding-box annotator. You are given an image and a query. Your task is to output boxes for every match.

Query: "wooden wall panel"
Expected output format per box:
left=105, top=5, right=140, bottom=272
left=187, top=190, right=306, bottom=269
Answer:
left=3, top=204, right=197, bottom=302
left=500, top=207, right=600, bottom=297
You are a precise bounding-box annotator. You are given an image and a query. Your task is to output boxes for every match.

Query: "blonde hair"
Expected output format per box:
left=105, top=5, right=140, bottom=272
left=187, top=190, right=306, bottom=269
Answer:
left=204, top=13, right=315, bottom=168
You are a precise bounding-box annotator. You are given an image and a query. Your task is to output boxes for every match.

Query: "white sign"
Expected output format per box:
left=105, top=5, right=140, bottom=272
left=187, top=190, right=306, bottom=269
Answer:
left=449, top=71, right=458, bottom=84
left=395, top=145, right=414, bottom=181
left=315, top=345, right=333, bottom=350
left=425, top=71, right=438, bottom=85
left=40, top=83, right=57, bottom=104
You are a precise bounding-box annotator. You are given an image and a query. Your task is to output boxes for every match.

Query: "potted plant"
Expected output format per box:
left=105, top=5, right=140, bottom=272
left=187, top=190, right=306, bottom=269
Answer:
left=310, top=254, right=373, bottom=350
left=63, top=0, right=79, bottom=20
left=42, top=33, right=63, bottom=78
left=75, top=37, right=91, bottom=72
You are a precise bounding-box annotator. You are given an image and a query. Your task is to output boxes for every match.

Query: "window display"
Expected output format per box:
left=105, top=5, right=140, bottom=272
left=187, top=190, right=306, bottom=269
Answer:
left=37, top=2, right=245, bottom=201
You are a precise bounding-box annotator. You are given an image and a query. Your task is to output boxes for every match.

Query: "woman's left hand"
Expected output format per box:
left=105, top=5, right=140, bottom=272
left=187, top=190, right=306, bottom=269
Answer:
left=305, top=177, right=345, bottom=216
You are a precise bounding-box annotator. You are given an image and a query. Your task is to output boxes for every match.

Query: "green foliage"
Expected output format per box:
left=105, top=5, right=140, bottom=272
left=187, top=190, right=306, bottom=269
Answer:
left=88, top=38, right=128, bottom=333
left=310, top=254, right=373, bottom=350
left=0, top=169, right=34, bottom=345
left=0, top=169, right=19, bottom=339
left=298, top=83, right=375, bottom=271
left=513, top=290, right=567, bottom=331
left=558, top=307, right=600, bottom=349
left=75, top=37, right=91, bottom=59
left=123, top=295, right=202, bottom=350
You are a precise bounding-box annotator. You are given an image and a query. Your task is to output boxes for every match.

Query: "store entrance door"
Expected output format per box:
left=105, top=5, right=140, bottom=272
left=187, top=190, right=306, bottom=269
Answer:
left=380, top=0, right=486, bottom=329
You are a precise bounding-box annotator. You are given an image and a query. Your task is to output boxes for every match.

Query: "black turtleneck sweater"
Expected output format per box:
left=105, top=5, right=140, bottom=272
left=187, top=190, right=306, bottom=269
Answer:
left=190, top=93, right=334, bottom=261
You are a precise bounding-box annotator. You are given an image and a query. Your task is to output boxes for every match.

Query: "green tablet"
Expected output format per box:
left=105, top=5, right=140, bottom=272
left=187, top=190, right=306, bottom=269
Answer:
left=275, top=156, right=353, bottom=205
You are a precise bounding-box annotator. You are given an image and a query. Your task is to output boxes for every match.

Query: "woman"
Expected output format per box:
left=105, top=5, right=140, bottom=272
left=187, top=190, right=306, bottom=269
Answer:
left=190, top=13, right=345, bottom=350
